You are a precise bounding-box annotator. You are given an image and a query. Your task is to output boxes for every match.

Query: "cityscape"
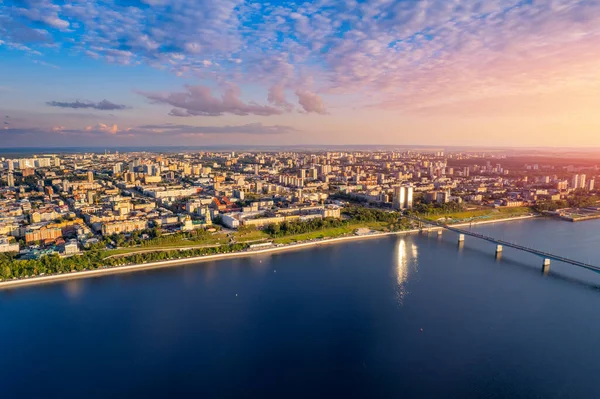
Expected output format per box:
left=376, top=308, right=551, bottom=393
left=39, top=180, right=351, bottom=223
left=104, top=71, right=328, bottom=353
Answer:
left=1, top=149, right=599, bottom=279
left=3, top=0, right=600, bottom=397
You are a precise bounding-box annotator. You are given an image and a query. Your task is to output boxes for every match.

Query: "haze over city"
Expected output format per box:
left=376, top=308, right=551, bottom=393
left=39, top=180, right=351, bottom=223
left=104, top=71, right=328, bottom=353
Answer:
left=2, top=0, right=600, bottom=147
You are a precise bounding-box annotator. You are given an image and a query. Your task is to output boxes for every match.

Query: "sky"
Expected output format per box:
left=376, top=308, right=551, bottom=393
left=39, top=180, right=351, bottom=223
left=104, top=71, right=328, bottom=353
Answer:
left=1, top=0, right=600, bottom=148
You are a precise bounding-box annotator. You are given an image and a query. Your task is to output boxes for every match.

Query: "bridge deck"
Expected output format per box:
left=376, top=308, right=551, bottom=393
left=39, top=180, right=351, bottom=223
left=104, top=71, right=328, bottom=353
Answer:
left=410, top=217, right=600, bottom=272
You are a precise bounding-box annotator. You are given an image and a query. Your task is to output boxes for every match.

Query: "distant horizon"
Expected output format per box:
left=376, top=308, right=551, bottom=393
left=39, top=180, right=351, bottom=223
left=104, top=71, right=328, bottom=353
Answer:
left=5, top=144, right=600, bottom=155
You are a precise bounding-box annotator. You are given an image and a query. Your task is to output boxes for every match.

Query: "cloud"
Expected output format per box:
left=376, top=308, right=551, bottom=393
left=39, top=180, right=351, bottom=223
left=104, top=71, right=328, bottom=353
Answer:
left=85, top=123, right=119, bottom=135
left=139, top=84, right=283, bottom=117
left=2, top=0, right=600, bottom=115
left=136, top=122, right=297, bottom=135
left=268, top=84, right=293, bottom=111
left=32, top=60, right=60, bottom=69
left=295, top=90, right=327, bottom=114
left=0, top=122, right=297, bottom=146
left=46, top=100, right=128, bottom=111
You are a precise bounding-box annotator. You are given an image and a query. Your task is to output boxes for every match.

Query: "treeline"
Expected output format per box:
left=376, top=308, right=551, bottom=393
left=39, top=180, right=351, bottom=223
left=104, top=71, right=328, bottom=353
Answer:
left=410, top=201, right=464, bottom=215
left=535, top=191, right=598, bottom=212
left=89, top=227, right=215, bottom=250
left=105, top=243, right=249, bottom=268
left=343, top=206, right=402, bottom=222
left=0, top=243, right=250, bottom=280
left=0, top=251, right=105, bottom=280
left=534, top=200, right=569, bottom=212
left=263, top=207, right=409, bottom=238
left=264, top=218, right=346, bottom=237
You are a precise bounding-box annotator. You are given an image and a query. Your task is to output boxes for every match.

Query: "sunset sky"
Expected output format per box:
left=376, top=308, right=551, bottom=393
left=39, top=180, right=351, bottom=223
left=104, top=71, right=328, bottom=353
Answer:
left=1, top=0, right=600, bottom=148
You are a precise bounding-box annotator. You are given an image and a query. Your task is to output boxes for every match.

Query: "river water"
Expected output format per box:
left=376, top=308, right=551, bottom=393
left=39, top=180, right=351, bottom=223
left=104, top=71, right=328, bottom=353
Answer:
left=2, top=218, right=600, bottom=398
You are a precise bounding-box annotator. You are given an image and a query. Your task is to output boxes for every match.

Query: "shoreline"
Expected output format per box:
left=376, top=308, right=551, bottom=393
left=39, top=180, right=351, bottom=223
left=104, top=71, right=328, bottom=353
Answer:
left=0, top=214, right=538, bottom=290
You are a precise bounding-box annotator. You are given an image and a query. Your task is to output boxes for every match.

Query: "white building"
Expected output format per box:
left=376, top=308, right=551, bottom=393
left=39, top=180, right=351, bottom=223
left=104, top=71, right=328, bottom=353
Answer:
left=393, top=185, right=414, bottom=210
left=221, top=214, right=240, bottom=229
left=63, top=240, right=79, bottom=255
left=0, top=236, right=19, bottom=253
left=572, top=174, right=587, bottom=190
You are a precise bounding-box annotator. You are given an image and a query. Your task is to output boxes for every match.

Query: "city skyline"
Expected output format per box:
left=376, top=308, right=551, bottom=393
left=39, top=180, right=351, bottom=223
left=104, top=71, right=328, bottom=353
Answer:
left=2, top=0, right=600, bottom=147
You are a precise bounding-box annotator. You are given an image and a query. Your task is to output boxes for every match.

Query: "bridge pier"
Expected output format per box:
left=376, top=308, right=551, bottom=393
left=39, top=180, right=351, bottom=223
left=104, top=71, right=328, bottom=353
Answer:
left=458, top=234, right=465, bottom=243
left=495, top=245, right=503, bottom=260
left=542, top=258, right=551, bottom=274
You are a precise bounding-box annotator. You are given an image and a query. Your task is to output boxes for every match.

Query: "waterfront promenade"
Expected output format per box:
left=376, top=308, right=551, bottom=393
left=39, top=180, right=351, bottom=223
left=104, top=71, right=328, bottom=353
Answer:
left=0, top=215, right=537, bottom=290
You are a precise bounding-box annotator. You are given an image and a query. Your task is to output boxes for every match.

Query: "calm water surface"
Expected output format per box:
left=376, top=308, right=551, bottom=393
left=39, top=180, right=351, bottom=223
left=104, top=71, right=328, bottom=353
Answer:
left=2, top=218, right=600, bottom=398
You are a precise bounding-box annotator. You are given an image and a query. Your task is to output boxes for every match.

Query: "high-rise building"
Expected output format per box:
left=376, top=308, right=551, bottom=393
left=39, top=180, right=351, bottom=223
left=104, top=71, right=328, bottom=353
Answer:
left=87, top=170, right=94, bottom=183
left=7, top=172, right=15, bottom=187
left=587, top=179, right=595, bottom=191
left=113, top=163, right=122, bottom=175
left=393, top=185, right=413, bottom=210
left=572, top=174, right=586, bottom=189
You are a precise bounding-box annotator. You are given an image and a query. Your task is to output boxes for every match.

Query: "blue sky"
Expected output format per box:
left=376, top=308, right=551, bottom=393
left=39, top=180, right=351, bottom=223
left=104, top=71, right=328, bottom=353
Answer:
left=2, top=0, right=600, bottom=147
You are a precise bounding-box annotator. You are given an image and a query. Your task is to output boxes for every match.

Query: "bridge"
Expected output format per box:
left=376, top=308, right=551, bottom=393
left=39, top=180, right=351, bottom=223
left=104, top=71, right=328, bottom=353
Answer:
left=408, top=216, right=600, bottom=273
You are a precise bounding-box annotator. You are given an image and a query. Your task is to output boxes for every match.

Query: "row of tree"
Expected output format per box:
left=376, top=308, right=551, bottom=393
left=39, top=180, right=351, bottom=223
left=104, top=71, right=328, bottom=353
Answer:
left=343, top=206, right=402, bottom=222
left=87, top=226, right=218, bottom=251
left=263, top=207, right=409, bottom=238
left=534, top=190, right=598, bottom=212
left=0, top=251, right=105, bottom=280
left=0, top=243, right=251, bottom=280
left=264, top=217, right=346, bottom=237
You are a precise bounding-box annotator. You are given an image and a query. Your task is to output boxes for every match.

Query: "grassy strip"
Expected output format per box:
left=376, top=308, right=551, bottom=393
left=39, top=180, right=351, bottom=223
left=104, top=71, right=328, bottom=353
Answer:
left=423, top=206, right=534, bottom=222
left=232, top=229, right=270, bottom=242
left=100, top=235, right=228, bottom=258
left=272, top=222, right=391, bottom=245
left=101, top=219, right=396, bottom=258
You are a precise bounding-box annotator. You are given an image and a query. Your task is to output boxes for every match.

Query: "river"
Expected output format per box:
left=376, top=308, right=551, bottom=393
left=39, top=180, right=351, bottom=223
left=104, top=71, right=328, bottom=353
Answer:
left=1, top=218, right=600, bottom=398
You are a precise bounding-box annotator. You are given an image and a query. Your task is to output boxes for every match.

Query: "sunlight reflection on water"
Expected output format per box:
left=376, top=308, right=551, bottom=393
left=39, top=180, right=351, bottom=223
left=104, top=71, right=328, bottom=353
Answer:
left=395, top=238, right=419, bottom=304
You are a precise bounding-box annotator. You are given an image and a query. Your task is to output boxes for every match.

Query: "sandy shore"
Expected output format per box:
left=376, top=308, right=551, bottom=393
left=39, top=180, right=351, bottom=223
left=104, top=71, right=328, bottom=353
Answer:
left=0, top=214, right=538, bottom=290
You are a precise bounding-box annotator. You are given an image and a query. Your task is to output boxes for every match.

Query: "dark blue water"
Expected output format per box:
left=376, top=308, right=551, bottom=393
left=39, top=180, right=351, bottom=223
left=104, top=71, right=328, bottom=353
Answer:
left=2, top=218, right=600, bottom=398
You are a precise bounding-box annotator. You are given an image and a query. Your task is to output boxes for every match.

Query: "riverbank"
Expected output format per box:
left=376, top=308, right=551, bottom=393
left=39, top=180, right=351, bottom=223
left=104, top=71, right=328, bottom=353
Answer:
left=451, top=214, right=536, bottom=228
left=0, top=214, right=539, bottom=290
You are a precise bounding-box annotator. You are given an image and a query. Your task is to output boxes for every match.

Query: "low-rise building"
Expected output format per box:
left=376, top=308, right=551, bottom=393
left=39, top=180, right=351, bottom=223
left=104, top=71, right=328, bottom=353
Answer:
left=25, top=225, right=63, bottom=243
left=0, top=236, right=19, bottom=253
left=101, top=219, right=148, bottom=236
left=63, top=239, right=79, bottom=255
